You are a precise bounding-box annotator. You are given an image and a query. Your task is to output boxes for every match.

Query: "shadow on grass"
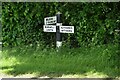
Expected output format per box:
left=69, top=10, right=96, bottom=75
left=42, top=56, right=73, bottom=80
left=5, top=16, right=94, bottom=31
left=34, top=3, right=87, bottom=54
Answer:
left=1, top=44, right=120, bottom=78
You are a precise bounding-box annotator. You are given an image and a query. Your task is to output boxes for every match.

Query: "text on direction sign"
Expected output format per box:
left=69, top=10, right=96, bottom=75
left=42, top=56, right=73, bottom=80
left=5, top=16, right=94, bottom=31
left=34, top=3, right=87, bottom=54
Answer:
left=44, top=16, right=56, bottom=25
left=43, top=25, right=56, bottom=32
left=60, top=26, right=74, bottom=33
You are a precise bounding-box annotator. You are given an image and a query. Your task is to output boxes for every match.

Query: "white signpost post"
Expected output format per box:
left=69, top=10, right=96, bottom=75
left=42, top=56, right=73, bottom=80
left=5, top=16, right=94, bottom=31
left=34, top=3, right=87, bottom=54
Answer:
left=43, top=12, right=74, bottom=49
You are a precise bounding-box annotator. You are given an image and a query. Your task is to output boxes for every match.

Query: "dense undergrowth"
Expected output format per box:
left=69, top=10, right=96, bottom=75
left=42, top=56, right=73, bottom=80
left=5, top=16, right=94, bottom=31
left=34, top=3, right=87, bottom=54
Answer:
left=2, top=2, right=120, bottom=47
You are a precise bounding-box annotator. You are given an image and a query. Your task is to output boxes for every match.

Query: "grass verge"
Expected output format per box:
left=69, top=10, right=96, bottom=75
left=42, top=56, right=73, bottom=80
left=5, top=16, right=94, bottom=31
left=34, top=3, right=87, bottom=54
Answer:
left=0, top=44, right=119, bottom=78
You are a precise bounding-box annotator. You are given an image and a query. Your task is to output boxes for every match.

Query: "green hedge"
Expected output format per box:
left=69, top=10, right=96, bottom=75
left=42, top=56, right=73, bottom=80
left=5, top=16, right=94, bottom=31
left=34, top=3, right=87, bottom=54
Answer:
left=2, top=2, right=120, bottom=47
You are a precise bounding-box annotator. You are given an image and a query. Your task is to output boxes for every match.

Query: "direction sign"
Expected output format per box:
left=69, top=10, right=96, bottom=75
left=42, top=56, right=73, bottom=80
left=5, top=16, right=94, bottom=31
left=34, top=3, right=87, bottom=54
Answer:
left=60, top=26, right=74, bottom=33
left=43, top=25, right=56, bottom=32
left=43, top=12, right=75, bottom=48
left=44, top=16, right=56, bottom=25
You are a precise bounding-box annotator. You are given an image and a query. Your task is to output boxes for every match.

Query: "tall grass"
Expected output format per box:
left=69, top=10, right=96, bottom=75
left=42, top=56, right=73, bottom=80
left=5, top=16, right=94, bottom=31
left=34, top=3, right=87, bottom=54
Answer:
left=0, top=44, right=119, bottom=78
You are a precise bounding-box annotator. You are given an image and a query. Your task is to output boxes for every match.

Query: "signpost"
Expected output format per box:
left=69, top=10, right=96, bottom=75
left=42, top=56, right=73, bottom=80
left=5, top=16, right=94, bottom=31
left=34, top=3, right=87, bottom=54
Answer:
left=43, top=12, right=74, bottom=48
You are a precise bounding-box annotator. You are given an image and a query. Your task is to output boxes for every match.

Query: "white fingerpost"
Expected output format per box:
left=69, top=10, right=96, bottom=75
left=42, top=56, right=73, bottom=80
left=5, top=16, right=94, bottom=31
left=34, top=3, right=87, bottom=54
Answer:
left=43, top=12, right=74, bottom=51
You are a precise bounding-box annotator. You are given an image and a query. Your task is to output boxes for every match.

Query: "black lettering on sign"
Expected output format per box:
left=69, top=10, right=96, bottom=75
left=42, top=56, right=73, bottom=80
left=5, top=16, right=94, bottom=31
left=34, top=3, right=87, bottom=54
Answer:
left=49, top=18, right=53, bottom=20
left=61, top=27, right=72, bottom=29
left=49, top=21, right=52, bottom=23
left=46, top=18, right=53, bottom=21
left=48, top=20, right=56, bottom=24
left=61, top=30, right=72, bottom=32
left=47, top=29, right=53, bottom=31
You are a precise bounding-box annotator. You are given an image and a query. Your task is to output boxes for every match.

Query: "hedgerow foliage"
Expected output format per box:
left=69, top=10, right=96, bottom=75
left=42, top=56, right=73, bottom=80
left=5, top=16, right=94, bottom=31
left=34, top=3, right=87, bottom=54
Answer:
left=2, top=2, right=120, bottom=47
